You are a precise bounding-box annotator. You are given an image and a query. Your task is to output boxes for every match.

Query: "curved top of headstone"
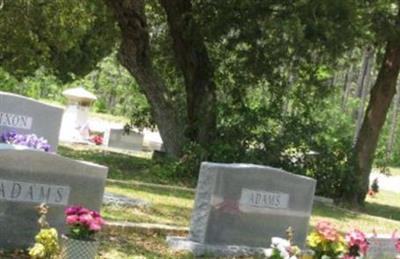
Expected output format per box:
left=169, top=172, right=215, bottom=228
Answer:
left=201, top=162, right=316, bottom=182
left=0, top=91, right=63, bottom=151
left=0, top=148, right=107, bottom=177
left=63, top=87, right=97, bottom=101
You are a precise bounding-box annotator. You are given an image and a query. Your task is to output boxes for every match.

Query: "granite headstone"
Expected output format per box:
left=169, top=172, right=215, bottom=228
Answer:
left=366, top=235, right=399, bottom=259
left=168, top=162, right=316, bottom=256
left=0, top=146, right=108, bottom=249
left=0, top=92, right=63, bottom=151
left=106, top=129, right=143, bottom=150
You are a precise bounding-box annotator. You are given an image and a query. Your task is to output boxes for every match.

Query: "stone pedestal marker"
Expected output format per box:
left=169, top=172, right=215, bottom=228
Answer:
left=168, top=162, right=316, bottom=256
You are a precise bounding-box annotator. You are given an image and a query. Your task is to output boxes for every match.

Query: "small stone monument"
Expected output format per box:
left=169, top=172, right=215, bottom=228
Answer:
left=366, top=234, right=399, bottom=258
left=168, top=162, right=316, bottom=256
left=60, top=87, right=97, bottom=142
left=104, top=128, right=144, bottom=151
left=0, top=91, right=63, bottom=151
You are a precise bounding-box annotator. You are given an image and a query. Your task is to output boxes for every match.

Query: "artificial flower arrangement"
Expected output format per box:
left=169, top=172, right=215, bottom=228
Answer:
left=64, top=205, right=105, bottom=240
left=307, top=221, right=347, bottom=258
left=90, top=134, right=103, bottom=145
left=265, top=222, right=373, bottom=259
left=1, top=129, right=51, bottom=152
left=62, top=205, right=105, bottom=259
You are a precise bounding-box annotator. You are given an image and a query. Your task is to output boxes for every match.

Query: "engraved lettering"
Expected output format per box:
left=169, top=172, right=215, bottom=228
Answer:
left=26, top=185, right=34, bottom=200
left=0, top=179, right=70, bottom=205
left=11, top=183, right=22, bottom=198
left=55, top=188, right=64, bottom=203
left=0, top=182, right=5, bottom=198
left=39, top=186, right=51, bottom=202
left=240, top=189, right=289, bottom=210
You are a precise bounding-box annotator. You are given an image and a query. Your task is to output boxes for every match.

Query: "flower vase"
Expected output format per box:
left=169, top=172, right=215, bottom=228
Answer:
left=61, top=235, right=99, bottom=259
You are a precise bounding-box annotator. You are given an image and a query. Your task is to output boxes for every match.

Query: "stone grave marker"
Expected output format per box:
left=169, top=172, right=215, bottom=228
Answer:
left=0, top=92, right=63, bottom=151
left=0, top=147, right=108, bottom=249
left=105, top=128, right=144, bottom=150
left=366, top=235, right=399, bottom=259
left=168, top=162, right=316, bottom=256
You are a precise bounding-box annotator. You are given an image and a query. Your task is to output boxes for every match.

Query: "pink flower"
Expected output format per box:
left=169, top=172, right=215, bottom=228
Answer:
left=89, top=222, right=102, bottom=231
left=396, top=239, right=400, bottom=252
left=66, top=215, right=79, bottom=225
left=65, top=206, right=82, bottom=215
left=345, top=229, right=369, bottom=254
left=79, top=213, right=94, bottom=225
left=316, top=221, right=339, bottom=241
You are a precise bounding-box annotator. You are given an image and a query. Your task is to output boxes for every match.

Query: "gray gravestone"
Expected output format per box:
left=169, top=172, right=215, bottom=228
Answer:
left=0, top=92, right=63, bottom=151
left=366, top=235, right=399, bottom=259
left=107, top=129, right=143, bottom=150
left=0, top=147, right=108, bottom=249
left=168, top=162, right=316, bottom=256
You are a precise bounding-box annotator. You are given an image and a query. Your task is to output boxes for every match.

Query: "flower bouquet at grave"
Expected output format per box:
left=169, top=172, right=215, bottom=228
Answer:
left=343, top=229, right=369, bottom=259
left=90, top=134, right=103, bottom=145
left=61, top=205, right=105, bottom=259
left=1, top=129, right=51, bottom=152
left=306, top=221, right=346, bottom=258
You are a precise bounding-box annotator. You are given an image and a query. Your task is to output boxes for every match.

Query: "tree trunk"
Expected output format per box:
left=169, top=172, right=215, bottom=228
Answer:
left=353, top=49, right=374, bottom=144
left=348, top=40, right=400, bottom=205
left=159, top=0, right=217, bottom=146
left=104, top=0, right=185, bottom=157
left=387, top=80, right=400, bottom=158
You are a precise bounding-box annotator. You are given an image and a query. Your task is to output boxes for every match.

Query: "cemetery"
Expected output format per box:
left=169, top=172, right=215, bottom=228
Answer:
left=1, top=1, right=400, bottom=258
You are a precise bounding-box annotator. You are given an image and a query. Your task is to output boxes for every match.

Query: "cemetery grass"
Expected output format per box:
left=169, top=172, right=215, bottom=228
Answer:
left=58, top=144, right=400, bottom=256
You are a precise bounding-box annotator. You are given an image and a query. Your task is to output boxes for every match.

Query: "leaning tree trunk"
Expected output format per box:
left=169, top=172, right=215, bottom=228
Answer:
left=349, top=40, right=400, bottom=205
left=104, top=0, right=186, bottom=157
left=159, top=0, right=217, bottom=146
left=386, top=81, right=400, bottom=158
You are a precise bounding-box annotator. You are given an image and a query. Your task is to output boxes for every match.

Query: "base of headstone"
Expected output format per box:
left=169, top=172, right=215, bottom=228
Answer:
left=167, top=236, right=267, bottom=257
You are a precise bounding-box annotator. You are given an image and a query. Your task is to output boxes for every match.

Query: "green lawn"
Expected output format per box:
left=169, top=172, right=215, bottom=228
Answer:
left=57, top=144, right=400, bottom=258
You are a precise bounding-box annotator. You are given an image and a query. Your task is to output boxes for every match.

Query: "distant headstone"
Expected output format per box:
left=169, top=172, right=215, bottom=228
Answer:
left=105, top=129, right=144, bottom=150
left=168, top=162, right=316, bottom=256
left=103, top=192, right=149, bottom=208
left=0, top=92, right=63, bottom=151
left=0, top=147, right=108, bottom=249
left=366, top=235, right=398, bottom=259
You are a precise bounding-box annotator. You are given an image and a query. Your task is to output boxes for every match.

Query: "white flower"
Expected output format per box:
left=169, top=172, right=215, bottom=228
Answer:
left=263, top=248, right=273, bottom=257
left=271, top=237, right=290, bottom=248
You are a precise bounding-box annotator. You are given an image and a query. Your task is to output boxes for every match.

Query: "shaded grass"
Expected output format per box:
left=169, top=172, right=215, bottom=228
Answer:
left=58, top=144, right=194, bottom=187
left=103, top=182, right=193, bottom=226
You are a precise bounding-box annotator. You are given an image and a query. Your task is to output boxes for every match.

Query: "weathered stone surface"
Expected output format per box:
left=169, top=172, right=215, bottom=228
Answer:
left=0, top=92, right=63, bottom=150
left=103, top=192, right=149, bottom=208
left=170, top=162, right=316, bottom=256
left=366, top=235, right=399, bottom=259
left=191, top=162, right=316, bottom=248
left=0, top=148, right=108, bottom=249
left=105, top=129, right=143, bottom=150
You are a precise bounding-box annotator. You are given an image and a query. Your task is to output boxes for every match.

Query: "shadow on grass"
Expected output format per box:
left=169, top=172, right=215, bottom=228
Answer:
left=59, top=145, right=196, bottom=187
left=312, top=204, right=362, bottom=221
left=363, top=202, right=400, bottom=221
left=106, top=181, right=195, bottom=200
